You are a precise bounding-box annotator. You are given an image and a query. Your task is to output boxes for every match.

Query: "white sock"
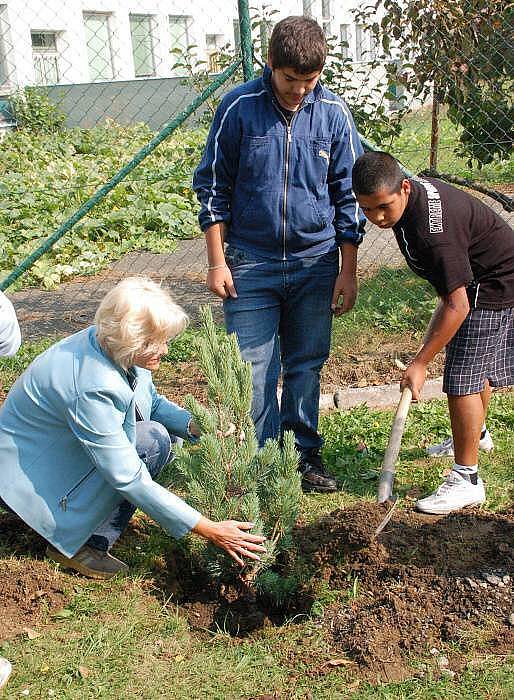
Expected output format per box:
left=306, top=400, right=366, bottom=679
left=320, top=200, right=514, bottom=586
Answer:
left=453, top=463, right=478, bottom=484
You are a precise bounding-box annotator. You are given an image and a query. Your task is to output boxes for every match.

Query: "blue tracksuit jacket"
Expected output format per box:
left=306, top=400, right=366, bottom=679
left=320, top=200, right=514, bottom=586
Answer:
left=193, top=65, right=365, bottom=260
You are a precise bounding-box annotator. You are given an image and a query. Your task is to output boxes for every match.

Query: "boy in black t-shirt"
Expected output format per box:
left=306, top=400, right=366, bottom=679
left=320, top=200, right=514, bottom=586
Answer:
left=352, top=151, right=514, bottom=515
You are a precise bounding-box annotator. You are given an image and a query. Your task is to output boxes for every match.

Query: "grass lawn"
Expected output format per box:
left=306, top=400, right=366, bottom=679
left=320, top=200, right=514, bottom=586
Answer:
left=388, top=106, right=514, bottom=184
left=1, top=335, right=512, bottom=698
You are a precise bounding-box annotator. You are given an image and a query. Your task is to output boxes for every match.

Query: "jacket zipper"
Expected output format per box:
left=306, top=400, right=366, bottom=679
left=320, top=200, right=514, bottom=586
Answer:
left=274, top=104, right=300, bottom=261
left=59, top=468, right=95, bottom=511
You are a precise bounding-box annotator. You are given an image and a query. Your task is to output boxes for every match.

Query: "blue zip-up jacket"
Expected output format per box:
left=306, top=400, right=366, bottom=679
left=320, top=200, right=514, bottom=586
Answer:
left=193, top=65, right=366, bottom=259
left=0, top=327, right=201, bottom=557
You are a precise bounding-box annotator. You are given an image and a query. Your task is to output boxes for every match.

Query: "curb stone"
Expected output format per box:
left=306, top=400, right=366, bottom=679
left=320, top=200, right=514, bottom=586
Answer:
left=320, top=377, right=444, bottom=412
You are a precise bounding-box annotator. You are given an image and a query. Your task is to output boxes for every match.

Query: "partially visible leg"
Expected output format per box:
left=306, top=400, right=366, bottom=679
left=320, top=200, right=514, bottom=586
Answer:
left=426, top=379, right=493, bottom=458
left=416, top=392, right=486, bottom=513
left=280, top=251, right=338, bottom=453
left=86, top=420, right=175, bottom=551
left=47, top=421, right=177, bottom=578
left=223, top=255, right=282, bottom=447
left=417, top=309, right=497, bottom=514
left=280, top=251, right=339, bottom=492
left=448, top=392, right=483, bottom=466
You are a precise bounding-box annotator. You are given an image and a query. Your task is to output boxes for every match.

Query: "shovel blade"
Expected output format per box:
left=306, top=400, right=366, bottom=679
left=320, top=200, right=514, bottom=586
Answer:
left=375, top=496, right=398, bottom=536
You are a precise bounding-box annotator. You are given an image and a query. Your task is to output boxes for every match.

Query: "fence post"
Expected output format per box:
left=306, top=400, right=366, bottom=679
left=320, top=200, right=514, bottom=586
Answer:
left=430, top=86, right=440, bottom=172
left=238, top=0, right=254, bottom=82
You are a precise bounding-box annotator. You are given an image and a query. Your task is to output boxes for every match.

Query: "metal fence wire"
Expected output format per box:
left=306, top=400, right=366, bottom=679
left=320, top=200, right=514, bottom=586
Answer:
left=0, top=1, right=512, bottom=379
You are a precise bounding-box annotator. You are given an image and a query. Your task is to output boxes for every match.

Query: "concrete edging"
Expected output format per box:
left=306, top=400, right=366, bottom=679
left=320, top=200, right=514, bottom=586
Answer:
left=319, top=377, right=445, bottom=412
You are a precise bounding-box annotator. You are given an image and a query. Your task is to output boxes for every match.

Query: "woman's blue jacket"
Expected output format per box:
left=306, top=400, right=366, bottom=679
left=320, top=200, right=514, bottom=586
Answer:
left=0, top=327, right=201, bottom=557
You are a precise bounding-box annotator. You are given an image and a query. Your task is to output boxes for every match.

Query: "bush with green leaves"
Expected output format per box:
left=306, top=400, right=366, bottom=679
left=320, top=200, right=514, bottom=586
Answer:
left=173, top=307, right=302, bottom=601
left=10, top=87, right=66, bottom=134
left=355, top=0, right=513, bottom=167
left=0, top=121, right=206, bottom=288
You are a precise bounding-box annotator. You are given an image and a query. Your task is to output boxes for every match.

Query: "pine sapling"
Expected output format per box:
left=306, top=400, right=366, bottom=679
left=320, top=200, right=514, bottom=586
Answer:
left=173, top=307, right=302, bottom=599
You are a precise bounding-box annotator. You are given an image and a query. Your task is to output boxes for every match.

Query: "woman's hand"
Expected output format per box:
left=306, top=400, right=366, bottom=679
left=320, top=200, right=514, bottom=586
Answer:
left=192, top=517, right=267, bottom=566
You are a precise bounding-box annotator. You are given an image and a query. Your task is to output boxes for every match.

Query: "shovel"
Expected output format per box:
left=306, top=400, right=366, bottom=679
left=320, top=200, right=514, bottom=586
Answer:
left=375, top=386, right=413, bottom=535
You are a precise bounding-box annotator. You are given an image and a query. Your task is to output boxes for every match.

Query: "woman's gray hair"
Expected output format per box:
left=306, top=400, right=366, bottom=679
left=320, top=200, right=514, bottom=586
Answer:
left=95, top=277, right=188, bottom=369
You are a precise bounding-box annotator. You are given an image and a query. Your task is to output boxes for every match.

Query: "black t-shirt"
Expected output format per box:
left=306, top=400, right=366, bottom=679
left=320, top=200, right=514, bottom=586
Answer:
left=277, top=104, right=296, bottom=124
left=393, top=177, right=514, bottom=309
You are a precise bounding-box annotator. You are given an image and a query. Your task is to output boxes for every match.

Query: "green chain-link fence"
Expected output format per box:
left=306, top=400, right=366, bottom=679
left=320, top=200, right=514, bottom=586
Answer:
left=0, top=0, right=512, bottom=385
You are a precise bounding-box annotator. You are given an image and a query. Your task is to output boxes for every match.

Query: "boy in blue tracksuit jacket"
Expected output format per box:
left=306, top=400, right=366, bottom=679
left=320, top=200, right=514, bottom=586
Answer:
left=193, top=16, right=365, bottom=492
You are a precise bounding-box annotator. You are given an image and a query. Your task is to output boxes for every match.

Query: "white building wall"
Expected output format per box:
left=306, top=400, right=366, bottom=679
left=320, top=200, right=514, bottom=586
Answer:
left=1, top=0, right=368, bottom=91
left=0, top=0, right=245, bottom=89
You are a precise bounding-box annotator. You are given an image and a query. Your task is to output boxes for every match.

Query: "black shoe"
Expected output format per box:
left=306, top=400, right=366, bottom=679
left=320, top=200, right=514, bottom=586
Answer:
left=299, top=449, right=337, bottom=493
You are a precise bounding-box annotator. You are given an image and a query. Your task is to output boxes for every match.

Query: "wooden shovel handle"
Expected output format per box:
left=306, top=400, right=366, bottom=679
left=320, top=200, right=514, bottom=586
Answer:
left=377, top=386, right=412, bottom=503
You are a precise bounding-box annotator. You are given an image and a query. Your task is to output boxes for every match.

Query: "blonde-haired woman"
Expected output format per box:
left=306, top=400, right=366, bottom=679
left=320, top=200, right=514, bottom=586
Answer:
left=0, top=277, right=265, bottom=579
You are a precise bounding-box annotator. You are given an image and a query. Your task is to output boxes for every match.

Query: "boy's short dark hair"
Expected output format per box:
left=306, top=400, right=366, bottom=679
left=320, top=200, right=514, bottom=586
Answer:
left=268, top=16, right=327, bottom=74
left=352, top=151, right=405, bottom=196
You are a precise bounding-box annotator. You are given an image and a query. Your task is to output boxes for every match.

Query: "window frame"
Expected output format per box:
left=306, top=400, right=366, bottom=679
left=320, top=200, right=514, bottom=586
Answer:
left=31, top=30, right=60, bottom=85
left=169, top=14, right=192, bottom=76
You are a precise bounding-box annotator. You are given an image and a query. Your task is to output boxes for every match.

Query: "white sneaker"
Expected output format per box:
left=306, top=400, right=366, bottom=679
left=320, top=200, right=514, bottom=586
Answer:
left=416, top=470, right=485, bottom=514
left=0, top=656, right=12, bottom=690
left=426, top=430, right=494, bottom=458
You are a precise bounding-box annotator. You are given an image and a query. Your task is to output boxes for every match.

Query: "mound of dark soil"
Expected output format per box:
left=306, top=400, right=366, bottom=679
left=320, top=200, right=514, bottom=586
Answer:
left=298, top=502, right=513, bottom=681
left=0, top=513, right=70, bottom=642
left=0, top=559, right=69, bottom=642
left=157, top=502, right=513, bottom=679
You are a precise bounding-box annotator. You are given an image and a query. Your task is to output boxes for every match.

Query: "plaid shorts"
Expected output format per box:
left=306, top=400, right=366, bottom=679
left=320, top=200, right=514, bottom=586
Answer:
left=443, top=307, right=514, bottom=395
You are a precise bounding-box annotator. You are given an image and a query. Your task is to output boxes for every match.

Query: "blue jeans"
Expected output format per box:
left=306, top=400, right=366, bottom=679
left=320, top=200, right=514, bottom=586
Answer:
left=86, top=420, right=179, bottom=552
left=223, top=246, right=338, bottom=454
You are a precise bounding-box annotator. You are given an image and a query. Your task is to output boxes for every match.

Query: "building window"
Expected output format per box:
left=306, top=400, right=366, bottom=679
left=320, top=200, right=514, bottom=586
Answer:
left=321, top=0, right=332, bottom=37
left=302, top=0, right=314, bottom=17
left=369, top=30, right=377, bottom=61
left=205, top=33, right=224, bottom=73
left=340, top=24, right=351, bottom=60
left=169, top=15, right=191, bottom=75
left=0, top=5, right=10, bottom=85
left=355, top=24, right=375, bottom=62
left=355, top=24, right=365, bottom=62
left=31, top=31, right=60, bottom=85
left=130, top=14, right=156, bottom=78
left=233, top=19, right=240, bottom=51
left=259, top=19, right=274, bottom=60
left=83, top=13, right=114, bottom=81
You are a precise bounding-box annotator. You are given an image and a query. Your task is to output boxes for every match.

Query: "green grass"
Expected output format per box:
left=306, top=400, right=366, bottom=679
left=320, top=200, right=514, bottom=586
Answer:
left=389, top=106, right=514, bottom=184
left=1, top=389, right=512, bottom=698
left=332, top=267, right=436, bottom=348
left=0, top=336, right=56, bottom=390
